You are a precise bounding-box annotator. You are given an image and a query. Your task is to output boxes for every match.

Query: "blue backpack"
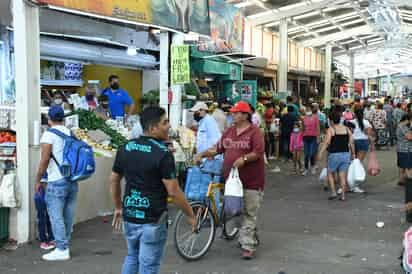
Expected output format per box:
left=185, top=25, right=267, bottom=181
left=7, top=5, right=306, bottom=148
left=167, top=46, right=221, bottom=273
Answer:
left=48, top=128, right=95, bottom=182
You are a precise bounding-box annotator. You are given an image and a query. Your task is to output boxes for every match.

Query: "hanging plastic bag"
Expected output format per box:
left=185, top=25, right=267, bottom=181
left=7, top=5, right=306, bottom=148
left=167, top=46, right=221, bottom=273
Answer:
left=347, top=161, right=356, bottom=189
left=319, top=168, right=328, bottom=182
left=353, top=159, right=366, bottom=181
left=368, top=149, right=380, bottom=176
left=0, top=173, right=20, bottom=208
left=403, top=227, right=412, bottom=273
left=223, top=168, right=244, bottom=217
left=347, top=159, right=366, bottom=188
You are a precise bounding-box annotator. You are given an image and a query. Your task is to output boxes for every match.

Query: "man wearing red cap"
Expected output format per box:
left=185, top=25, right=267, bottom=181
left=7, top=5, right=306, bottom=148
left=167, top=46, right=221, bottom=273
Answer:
left=196, top=101, right=265, bottom=260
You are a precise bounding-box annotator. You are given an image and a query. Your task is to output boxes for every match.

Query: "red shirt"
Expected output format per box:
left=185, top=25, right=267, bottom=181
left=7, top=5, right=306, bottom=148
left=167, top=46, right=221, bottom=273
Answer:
left=217, top=125, right=265, bottom=190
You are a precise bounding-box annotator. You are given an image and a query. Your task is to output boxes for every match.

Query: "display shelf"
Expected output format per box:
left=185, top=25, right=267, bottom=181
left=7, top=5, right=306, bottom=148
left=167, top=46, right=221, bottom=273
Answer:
left=41, top=80, right=83, bottom=87
left=0, top=156, right=15, bottom=161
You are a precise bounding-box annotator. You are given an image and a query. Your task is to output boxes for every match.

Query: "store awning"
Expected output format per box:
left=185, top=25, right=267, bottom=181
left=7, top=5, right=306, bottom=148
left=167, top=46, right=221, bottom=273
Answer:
left=191, top=59, right=241, bottom=80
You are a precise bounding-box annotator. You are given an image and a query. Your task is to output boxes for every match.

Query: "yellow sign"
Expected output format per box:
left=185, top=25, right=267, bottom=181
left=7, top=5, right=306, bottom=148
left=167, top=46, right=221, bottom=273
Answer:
left=37, top=0, right=152, bottom=24
left=171, top=45, right=190, bottom=86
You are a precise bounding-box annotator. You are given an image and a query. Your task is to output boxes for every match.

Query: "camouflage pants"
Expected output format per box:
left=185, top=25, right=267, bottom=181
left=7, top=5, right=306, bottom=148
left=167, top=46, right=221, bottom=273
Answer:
left=239, top=189, right=264, bottom=252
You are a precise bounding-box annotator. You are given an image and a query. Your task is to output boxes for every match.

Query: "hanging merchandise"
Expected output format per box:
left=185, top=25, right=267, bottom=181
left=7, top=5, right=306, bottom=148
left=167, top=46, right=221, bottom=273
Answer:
left=0, top=173, right=20, bottom=208
left=171, top=45, right=190, bottom=86
left=233, top=81, right=257, bottom=108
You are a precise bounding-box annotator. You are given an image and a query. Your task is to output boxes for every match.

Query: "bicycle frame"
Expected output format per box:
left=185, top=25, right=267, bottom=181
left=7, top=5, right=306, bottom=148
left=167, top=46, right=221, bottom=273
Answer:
left=205, top=182, right=225, bottom=224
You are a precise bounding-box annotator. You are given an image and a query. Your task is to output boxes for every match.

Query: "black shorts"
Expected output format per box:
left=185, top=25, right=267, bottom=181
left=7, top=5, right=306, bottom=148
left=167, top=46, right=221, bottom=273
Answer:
left=398, top=152, right=412, bottom=169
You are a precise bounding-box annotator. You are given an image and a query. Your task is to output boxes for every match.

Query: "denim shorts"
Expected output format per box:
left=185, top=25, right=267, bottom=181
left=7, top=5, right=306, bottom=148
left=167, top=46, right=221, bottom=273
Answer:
left=354, top=139, right=369, bottom=153
left=328, top=152, right=351, bottom=173
left=398, top=152, right=412, bottom=169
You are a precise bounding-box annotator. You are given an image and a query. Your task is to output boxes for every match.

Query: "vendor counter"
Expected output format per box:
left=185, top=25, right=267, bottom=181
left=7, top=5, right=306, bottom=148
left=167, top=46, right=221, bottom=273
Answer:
left=75, top=154, right=115, bottom=224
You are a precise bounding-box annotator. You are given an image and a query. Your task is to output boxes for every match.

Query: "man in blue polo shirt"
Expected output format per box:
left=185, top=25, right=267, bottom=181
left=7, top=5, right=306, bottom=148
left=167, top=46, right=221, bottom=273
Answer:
left=101, top=75, right=136, bottom=119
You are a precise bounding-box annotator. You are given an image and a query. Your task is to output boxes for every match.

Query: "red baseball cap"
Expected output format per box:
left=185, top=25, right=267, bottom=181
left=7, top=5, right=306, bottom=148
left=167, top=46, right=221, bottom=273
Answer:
left=230, top=101, right=252, bottom=114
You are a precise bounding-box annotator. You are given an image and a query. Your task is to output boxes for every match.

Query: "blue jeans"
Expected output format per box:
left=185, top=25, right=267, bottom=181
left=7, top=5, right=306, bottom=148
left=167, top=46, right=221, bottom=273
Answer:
left=121, top=221, right=168, bottom=274
left=303, top=136, right=318, bottom=169
left=45, top=179, right=78, bottom=251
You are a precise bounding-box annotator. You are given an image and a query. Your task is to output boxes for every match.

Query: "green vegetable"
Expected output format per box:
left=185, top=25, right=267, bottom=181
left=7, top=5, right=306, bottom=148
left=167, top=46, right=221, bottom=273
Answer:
left=72, top=110, right=127, bottom=147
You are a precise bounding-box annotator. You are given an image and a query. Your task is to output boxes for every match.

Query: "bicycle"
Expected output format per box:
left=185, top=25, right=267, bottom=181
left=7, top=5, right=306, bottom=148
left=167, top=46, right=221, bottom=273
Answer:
left=173, top=181, right=241, bottom=261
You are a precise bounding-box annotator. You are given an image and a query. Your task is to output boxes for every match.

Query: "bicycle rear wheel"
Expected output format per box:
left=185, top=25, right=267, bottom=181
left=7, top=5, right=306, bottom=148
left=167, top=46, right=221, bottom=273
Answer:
left=174, top=201, right=216, bottom=261
left=221, top=210, right=241, bottom=240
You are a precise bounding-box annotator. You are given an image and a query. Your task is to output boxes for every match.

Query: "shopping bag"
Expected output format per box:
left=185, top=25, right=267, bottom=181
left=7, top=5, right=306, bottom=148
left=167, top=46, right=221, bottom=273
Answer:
left=368, top=150, right=380, bottom=176
left=403, top=227, right=412, bottom=273
left=353, top=159, right=366, bottom=181
left=319, top=168, right=328, bottom=182
left=0, top=173, right=20, bottom=208
left=223, top=168, right=243, bottom=217
left=347, top=161, right=356, bottom=189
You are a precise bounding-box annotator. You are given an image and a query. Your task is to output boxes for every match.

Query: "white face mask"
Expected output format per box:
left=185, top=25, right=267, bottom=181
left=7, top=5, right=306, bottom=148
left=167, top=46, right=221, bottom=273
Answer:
left=293, top=128, right=300, bottom=133
left=54, top=99, right=63, bottom=105
left=305, top=112, right=312, bottom=116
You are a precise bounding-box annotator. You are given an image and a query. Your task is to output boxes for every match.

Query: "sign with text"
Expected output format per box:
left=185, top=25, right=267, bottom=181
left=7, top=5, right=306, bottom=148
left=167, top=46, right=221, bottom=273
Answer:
left=171, top=45, right=190, bottom=86
left=36, top=0, right=210, bottom=35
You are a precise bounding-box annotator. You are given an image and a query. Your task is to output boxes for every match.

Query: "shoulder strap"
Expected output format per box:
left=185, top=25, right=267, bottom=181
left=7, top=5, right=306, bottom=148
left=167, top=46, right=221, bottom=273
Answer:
left=47, top=128, right=71, bottom=170
left=48, top=128, right=71, bottom=139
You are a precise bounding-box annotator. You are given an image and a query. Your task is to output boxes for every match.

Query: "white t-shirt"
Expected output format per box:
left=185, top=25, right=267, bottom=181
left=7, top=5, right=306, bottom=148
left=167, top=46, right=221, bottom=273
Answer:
left=40, top=125, right=71, bottom=182
left=350, top=119, right=371, bottom=140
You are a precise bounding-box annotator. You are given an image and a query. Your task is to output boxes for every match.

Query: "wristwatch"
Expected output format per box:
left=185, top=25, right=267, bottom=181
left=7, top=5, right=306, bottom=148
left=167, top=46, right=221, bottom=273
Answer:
left=243, top=155, right=248, bottom=163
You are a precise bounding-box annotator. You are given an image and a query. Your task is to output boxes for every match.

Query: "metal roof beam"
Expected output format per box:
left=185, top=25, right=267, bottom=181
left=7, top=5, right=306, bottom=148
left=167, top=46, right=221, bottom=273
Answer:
left=248, top=0, right=350, bottom=26
left=299, top=25, right=373, bottom=47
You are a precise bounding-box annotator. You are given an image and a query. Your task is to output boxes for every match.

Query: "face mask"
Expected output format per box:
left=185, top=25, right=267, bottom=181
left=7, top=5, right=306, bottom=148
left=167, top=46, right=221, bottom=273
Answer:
left=305, top=112, right=312, bottom=116
left=293, top=128, right=300, bottom=133
left=193, top=112, right=202, bottom=122
left=111, top=83, right=119, bottom=90
left=54, top=99, right=63, bottom=105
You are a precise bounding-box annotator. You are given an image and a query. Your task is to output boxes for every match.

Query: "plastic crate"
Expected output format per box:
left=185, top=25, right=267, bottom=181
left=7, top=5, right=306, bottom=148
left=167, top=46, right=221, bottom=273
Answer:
left=0, top=208, right=9, bottom=246
left=184, top=167, right=212, bottom=201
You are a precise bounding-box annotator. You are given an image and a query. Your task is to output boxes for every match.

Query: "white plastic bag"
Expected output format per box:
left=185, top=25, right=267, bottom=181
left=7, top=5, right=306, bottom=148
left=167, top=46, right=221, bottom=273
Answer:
left=223, top=168, right=243, bottom=217
left=319, top=168, right=327, bottom=182
left=353, top=159, right=366, bottom=181
left=0, top=173, right=20, bottom=208
left=403, top=227, right=412, bottom=273
left=347, top=159, right=366, bottom=189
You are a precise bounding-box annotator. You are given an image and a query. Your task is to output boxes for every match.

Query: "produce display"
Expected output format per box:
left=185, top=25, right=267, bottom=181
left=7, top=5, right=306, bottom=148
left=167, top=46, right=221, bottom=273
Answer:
left=74, top=128, right=114, bottom=152
left=73, top=110, right=127, bottom=148
left=0, top=131, right=16, bottom=143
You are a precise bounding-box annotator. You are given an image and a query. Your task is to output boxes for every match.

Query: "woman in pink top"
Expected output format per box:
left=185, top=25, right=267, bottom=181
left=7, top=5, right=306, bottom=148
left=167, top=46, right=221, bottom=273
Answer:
left=290, top=121, right=304, bottom=174
left=302, top=105, right=320, bottom=175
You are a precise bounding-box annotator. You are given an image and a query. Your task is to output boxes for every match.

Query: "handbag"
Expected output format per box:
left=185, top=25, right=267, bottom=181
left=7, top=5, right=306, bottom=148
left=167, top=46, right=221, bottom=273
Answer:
left=223, top=168, right=244, bottom=217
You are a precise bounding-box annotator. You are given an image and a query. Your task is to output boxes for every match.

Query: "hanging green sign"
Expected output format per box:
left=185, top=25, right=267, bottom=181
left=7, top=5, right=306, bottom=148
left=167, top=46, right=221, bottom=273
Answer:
left=171, top=45, right=190, bottom=85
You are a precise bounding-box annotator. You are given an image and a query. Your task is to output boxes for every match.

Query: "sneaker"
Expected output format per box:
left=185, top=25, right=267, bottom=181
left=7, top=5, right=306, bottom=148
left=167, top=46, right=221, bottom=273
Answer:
left=268, top=156, right=275, bottom=160
left=311, top=166, right=317, bottom=175
left=42, top=248, right=70, bottom=261
left=270, top=166, right=281, bottom=173
left=241, top=249, right=255, bottom=260
left=337, top=188, right=342, bottom=195
left=40, top=242, right=55, bottom=250
left=302, top=169, right=308, bottom=176
left=351, top=186, right=365, bottom=193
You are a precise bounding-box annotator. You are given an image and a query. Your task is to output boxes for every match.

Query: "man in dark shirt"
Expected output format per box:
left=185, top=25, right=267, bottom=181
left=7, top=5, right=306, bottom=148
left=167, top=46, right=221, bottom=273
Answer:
left=280, top=105, right=298, bottom=160
left=196, top=101, right=265, bottom=260
left=111, top=106, right=195, bottom=274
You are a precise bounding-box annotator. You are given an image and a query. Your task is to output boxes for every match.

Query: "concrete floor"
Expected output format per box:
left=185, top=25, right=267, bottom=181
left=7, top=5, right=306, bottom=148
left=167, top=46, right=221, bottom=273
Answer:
left=0, top=149, right=407, bottom=274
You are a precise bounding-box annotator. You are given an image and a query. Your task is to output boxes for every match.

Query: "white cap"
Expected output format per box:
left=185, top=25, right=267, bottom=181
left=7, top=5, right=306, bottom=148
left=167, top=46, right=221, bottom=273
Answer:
left=190, top=102, right=208, bottom=112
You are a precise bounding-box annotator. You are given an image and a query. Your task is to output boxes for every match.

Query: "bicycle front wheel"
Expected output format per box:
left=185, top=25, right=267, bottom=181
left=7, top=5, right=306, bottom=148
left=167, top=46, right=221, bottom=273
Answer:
left=174, top=201, right=216, bottom=261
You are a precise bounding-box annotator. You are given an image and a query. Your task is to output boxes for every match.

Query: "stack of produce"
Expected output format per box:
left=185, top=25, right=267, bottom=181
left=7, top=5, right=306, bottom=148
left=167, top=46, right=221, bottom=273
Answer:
left=73, top=110, right=127, bottom=149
